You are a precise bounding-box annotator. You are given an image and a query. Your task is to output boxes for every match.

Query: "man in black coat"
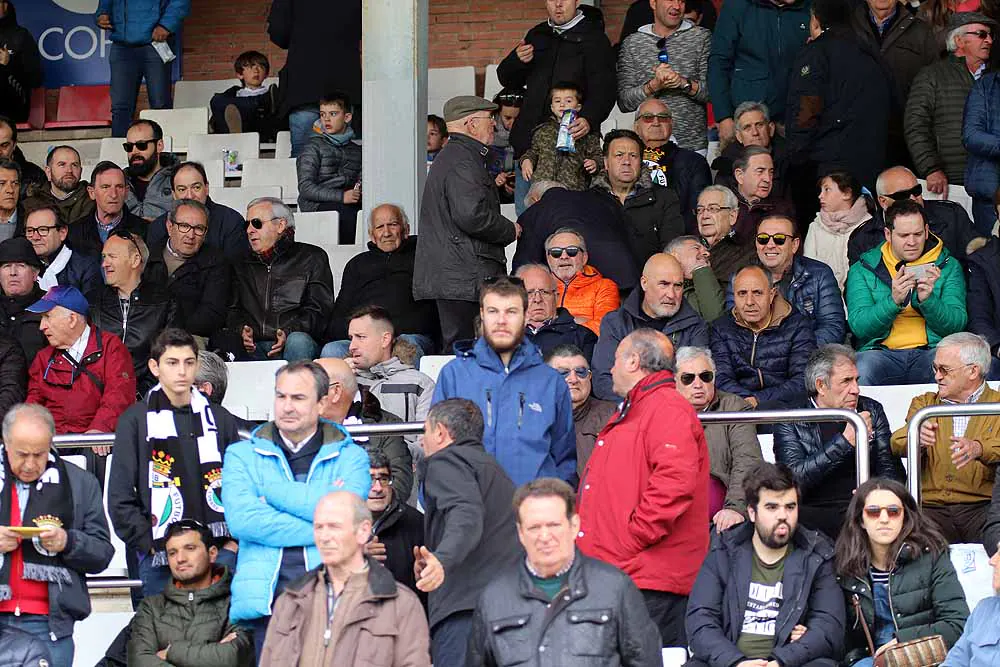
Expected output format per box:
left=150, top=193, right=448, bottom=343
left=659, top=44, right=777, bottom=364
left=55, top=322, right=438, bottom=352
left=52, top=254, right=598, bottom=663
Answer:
left=515, top=263, right=597, bottom=361
left=22, top=205, right=102, bottom=297
left=364, top=450, right=424, bottom=601
left=0, top=236, right=46, bottom=362
left=0, top=117, right=44, bottom=198
left=967, top=237, right=1000, bottom=380
left=0, top=2, right=41, bottom=124
left=413, top=96, right=519, bottom=352
left=68, top=162, right=147, bottom=256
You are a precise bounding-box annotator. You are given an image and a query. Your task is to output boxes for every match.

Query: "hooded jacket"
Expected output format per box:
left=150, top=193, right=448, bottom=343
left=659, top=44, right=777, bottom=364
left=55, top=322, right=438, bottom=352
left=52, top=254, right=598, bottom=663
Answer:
left=96, top=0, right=190, bottom=46
left=356, top=356, right=435, bottom=435
left=966, top=237, right=1000, bottom=355
left=23, top=182, right=96, bottom=225
left=710, top=294, right=818, bottom=409
left=525, top=307, right=598, bottom=362
left=432, top=337, right=576, bottom=486
left=0, top=6, right=42, bottom=123
left=555, top=264, right=620, bottom=335
left=592, top=288, right=710, bottom=400
left=125, top=155, right=180, bottom=221
left=591, top=170, right=686, bottom=266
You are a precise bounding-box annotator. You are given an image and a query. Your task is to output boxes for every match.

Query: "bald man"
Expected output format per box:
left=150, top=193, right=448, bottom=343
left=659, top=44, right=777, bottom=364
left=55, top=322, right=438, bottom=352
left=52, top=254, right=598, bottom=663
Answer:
left=592, top=253, right=709, bottom=400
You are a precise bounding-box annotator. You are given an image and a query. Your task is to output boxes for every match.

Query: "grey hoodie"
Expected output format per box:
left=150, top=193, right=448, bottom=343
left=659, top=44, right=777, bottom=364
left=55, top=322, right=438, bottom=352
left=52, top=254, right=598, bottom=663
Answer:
left=357, top=356, right=436, bottom=455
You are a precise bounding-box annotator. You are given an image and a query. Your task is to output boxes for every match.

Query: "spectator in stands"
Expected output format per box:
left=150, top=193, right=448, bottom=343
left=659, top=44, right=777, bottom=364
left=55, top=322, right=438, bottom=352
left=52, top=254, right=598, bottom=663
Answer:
left=685, top=462, right=846, bottom=667
left=89, top=231, right=174, bottom=395
left=68, top=162, right=146, bottom=256
left=836, top=478, right=969, bottom=667
left=0, top=237, right=45, bottom=362
left=963, top=67, right=1000, bottom=234
left=667, top=235, right=724, bottom=322
left=363, top=450, right=424, bottom=597
left=413, top=96, right=518, bottom=351
left=592, top=253, right=710, bottom=400
left=0, top=625, right=49, bottom=666
left=674, top=345, right=762, bottom=532
left=223, top=360, right=371, bottom=658
left=544, top=226, right=619, bottom=335
left=23, top=206, right=102, bottom=296
left=906, top=13, right=995, bottom=197
left=846, top=199, right=967, bottom=385
left=209, top=50, right=280, bottom=141
left=497, top=0, right=616, bottom=213
left=296, top=91, right=362, bottom=244
left=22, top=146, right=94, bottom=224
left=127, top=520, right=251, bottom=666
left=324, top=204, right=437, bottom=360
left=545, top=343, right=616, bottom=477
left=146, top=161, right=251, bottom=263
left=109, top=328, right=242, bottom=597
left=620, top=0, right=717, bottom=40
left=579, top=328, right=708, bottom=645
left=697, top=184, right=756, bottom=291
left=417, top=398, right=521, bottom=665
left=805, top=170, right=874, bottom=290
left=0, top=4, right=40, bottom=125
left=427, top=113, right=448, bottom=171
left=98, top=0, right=188, bottom=137
left=123, top=119, right=176, bottom=222
left=227, top=197, right=334, bottom=362
left=967, top=232, right=1000, bottom=378
left=618, top=0, right=711, bottom=154
left=0, top=116, right=43, bottom=198
left=943, top=547, right=1000, bottom=665
left=144, top=200, right=230, bottom=343
left=712, top=102, right=789, bottom=197
left=732, top=146, right=796, bottom=243
left=25, top=285, right=135, bottom=436
left=470, top=477, right=664, bottom=664
left=0, top=158, right=20, bottom=240
left=0, top=403, right=114, bottom=667
left=515, top=263, right=598, bottom=361
left=433, top=276, right=575, bottom=486
left=890, top=332, right=1000, bottom=544
left=520, top=82, right=602, bottom=191
left=774, top=345, right=904, bottom=540
left=592, top=129, right=685, bottom=265
left=260, top=491, right=430, bottom=667
left=711, top=265, right=817, bottom=409
left=632, top=97, right=713, bottom=229
left=487, top=90, right=520, bottom=199
left=708, top=0, right=811, bottom=146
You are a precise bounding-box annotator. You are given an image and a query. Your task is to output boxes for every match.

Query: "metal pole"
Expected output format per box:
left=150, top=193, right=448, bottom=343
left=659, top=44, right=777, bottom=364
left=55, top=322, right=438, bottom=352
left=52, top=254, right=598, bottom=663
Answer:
left=87, top=579, right=142, bottom=590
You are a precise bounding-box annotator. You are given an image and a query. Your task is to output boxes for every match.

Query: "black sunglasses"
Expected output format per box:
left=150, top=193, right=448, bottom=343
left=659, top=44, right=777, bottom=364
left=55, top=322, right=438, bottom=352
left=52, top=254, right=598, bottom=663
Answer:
left=547, top=246, right=583, bottom=259
left=123, top=140, right=154, bottom=152
left=110, top=228, right=141, bottom=254
left=885, top=183, right=922, bottom=201
left=247, top=216, right=280, bottom=230
left=755, top=233, right=796, bottom=246
left=966, top=29, right=993, bottom=39
left=679, top=371, right=714, bottom=386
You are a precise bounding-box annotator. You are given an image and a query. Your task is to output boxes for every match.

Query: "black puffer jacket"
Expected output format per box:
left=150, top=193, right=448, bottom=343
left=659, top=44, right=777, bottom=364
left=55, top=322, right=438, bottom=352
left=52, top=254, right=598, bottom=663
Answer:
left=590, top=170, right=685, bottom=266
left=847, top=199, right=981, bottom=266
left=413, top=134, right=516, bottom=303
left=296, top=133, right=362, bottom=211
left=144, top=242, right=231, bottom=338
left=0, top=283, right=46, bottom=363
left=0, top=625, right=49, bottom=667
left=967, top=237, right=1000, bottom=356
left=468, top=550, right=664, bottom=667
left=526, top=307, right=598, bottom=362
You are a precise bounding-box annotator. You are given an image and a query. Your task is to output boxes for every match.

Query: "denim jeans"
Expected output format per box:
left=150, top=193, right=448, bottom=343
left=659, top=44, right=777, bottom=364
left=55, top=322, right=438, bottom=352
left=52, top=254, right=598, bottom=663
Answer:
left=109, top=43, right=173, bottom=137
left=0, top=613, right=72, bottom=667
left=288, top=107, right=319, bottom=158
left=971, top=197, right=998, bottom=237
left=856, top=348, right=936, bottom=385
left=249, top=615, right=270, bottom=666
left=320, top=333, right=435, bottom=365
left=253, top=332, right=319, bottom=361
left=431, top=610, right=474, bottom=666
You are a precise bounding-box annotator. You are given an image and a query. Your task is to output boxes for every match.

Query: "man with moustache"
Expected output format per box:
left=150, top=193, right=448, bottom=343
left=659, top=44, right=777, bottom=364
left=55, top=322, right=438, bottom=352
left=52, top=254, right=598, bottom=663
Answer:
left=123, top=119, right=176, bottom=221
left=21, top=146, right=94, bottom=224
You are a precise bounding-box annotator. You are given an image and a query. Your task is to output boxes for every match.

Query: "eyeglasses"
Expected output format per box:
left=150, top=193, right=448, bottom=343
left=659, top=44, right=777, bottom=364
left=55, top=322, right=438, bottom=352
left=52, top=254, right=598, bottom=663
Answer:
left=526, top=288, right=556, bottom=300
left=638, top=112, right=671, bottom=123
left=695, top=205, right=732, bottom=216
left=547, top=246, right=583, bottom=259
left=555, top=366, right=592, bottom=380
left=170, top=221, right=208, bottom=236
left=679, top=370, right=715, bottom=385
left=966, top=29, right=993, bottom=39
left=932, top=362, right=975, bottom=377
left=756, top=233, right=796, bottom=246
left=248, top=216, right=280, bottom=230
left=863, top=505, right=903, bottom=519
left=122, top=140, right=154, bottom=152
left=884, top=183, right=922, bottom=201
left=25, top=225, right=59, bottom=238
left=371, top=474, right=394, bottom=486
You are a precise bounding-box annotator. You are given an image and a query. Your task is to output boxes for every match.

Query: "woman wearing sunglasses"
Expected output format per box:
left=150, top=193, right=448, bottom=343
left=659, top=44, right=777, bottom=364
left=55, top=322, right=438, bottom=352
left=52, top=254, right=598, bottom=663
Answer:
left=835, top=478, right=969, bottom=667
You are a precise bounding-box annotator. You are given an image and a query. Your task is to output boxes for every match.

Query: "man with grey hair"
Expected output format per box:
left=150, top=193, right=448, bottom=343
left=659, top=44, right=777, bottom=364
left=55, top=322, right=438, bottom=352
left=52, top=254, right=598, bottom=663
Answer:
left=514, top=263, right=597, bottom=360
left=774, top=344, right=904, bottom=539
left=891, top=332, right=1000, bottom=544
left=667, top=234, right=723, bottom=321
left=523, top=179, right=563, bottom=208
left=226, top=196, right=335, bottom=361
left=578, top=328, right=710, bottom=646
left=543, top=226, right=620, bottom=335
left=906, top=13, right=996, bottom=196
left=696, top=184, right=755, bottom=290
left=0, top=403, right=113, bottom=667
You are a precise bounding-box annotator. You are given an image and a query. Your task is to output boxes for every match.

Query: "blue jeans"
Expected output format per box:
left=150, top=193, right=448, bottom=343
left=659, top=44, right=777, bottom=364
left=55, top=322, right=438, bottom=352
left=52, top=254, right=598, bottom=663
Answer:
left=288, top=107, right=319, bottom=158
left=0, top=613, right=72, bottom=667
left=253, top=332, right=319, bottom=361
left=320, top=333, right=435, bottom=364
left=249, top=615, right=270, bottom=666
left=109, top=43, right=173, bottom=137
left=856, top=348, right=936, bottom=385
left=514, top=162, right=529, bottom=216
left=972, top=197, right=997, bottom=237
left=431, top=610, right=474, bottom=666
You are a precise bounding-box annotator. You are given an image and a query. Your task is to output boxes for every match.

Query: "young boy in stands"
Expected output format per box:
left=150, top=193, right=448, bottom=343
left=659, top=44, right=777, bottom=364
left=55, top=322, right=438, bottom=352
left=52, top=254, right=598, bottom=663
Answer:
left=519, top=82, right=602, bottom=191
left=427, top=114, right=448, bottom=172
left=209, top=51, right=280, bottom=141
left=296, top=91, right=363, bottom=243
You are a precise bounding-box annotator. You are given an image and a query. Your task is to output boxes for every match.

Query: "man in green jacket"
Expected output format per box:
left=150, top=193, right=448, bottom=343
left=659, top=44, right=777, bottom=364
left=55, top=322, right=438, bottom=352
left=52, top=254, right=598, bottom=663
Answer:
left=845, top=199, right=967, bottom=385
left=128, top=520, right=252, bottom=667
left=667, top=234, right=725, bottom=322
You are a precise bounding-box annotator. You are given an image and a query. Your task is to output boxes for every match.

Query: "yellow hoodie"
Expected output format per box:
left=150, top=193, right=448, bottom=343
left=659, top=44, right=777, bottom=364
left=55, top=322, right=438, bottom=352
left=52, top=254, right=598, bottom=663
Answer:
left=880, top=236, right=943, bottom=350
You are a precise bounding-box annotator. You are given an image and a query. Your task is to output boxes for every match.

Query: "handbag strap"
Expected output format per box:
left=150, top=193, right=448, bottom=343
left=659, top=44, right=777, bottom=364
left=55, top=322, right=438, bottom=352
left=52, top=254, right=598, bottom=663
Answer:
left=852, top=594, right=877, bottom=657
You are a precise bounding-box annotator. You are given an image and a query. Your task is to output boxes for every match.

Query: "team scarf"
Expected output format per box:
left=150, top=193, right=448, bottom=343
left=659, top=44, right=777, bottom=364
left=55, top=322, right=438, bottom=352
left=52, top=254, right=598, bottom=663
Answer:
left=146, top=386, right=227, bottom=567
left=0, top=446, right=75, bottom=600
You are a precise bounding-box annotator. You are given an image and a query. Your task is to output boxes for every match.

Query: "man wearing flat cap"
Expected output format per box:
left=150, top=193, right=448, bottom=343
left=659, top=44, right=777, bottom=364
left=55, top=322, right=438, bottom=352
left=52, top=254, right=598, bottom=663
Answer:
left=906, top=11, right=997, bottom=197
left=414, top=95, right=520, bottom=352
left=0, top=237, right=47, bottom=362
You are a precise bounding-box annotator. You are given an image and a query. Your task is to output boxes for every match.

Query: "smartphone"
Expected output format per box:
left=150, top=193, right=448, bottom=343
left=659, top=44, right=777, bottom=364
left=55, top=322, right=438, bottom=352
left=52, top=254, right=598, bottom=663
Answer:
left=905, top=263, right=932, bottom=280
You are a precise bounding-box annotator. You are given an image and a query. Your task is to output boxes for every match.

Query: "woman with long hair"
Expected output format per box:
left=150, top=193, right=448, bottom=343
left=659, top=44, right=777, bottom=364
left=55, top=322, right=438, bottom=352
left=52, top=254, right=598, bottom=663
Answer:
left=836, top=478, right=969, bottom=667
left=803, top=169, right=873, bottom=290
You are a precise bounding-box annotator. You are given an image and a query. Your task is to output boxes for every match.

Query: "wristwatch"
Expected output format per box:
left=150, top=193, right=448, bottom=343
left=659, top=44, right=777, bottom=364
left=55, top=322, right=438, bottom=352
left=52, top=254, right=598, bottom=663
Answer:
left=681, top=79, right=693, bottom=93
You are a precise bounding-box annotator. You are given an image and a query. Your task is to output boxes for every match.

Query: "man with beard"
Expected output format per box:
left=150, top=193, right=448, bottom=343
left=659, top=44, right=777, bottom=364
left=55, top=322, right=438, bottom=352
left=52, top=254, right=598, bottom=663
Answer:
left=67, top=162, right=146, bottom=256
left=123, top=119, right=176, bottom=221
left=685, top=462, right=845, bottom=667
left=22, top=206, right=102, bottom=296
left=22, top=146, right=94, bottom=224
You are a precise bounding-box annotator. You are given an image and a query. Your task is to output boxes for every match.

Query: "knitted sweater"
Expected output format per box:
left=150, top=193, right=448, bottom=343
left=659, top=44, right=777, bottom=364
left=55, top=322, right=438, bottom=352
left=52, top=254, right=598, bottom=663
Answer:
left=617, top=22, right=711, bottom=151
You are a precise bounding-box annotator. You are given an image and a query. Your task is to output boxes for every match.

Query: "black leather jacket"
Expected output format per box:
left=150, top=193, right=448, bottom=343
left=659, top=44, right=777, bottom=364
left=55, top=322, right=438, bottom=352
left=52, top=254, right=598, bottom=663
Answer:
left=468, top=550, right=663, bottom=667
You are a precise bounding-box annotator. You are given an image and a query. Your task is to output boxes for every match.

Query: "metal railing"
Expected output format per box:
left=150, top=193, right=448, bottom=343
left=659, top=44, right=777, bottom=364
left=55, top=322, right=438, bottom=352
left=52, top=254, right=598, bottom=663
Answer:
left=87, top=579, right=141, bottom=590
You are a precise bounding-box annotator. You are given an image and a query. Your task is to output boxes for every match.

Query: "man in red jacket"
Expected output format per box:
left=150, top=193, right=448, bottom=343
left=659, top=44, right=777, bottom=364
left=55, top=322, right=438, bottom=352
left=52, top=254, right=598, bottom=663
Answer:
left=577, top=327, right=710, bottom=647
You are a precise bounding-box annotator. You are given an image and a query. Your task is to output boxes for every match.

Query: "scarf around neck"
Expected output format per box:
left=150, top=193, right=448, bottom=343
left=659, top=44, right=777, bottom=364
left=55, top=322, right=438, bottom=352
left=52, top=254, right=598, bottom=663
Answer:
left=818, top=196, right=871, bottom=235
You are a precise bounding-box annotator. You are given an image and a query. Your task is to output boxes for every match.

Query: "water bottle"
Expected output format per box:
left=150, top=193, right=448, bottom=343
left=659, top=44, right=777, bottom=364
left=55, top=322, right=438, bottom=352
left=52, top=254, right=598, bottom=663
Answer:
left=556, top=109, right=577, bottom=153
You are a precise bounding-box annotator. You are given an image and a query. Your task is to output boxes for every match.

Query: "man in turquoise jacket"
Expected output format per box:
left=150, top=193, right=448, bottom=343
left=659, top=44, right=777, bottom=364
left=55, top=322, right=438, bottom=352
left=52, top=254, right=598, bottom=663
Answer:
left=222, top=360, right=371, bottom=660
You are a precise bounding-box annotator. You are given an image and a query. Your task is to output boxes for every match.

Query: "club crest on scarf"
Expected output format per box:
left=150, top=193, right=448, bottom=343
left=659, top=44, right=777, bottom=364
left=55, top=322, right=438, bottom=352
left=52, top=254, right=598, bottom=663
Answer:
left=204, top=468, right=223, bottom=514
left=31, top=514, right=63, bottom=558
left=150, top=450, right=184, bottom=531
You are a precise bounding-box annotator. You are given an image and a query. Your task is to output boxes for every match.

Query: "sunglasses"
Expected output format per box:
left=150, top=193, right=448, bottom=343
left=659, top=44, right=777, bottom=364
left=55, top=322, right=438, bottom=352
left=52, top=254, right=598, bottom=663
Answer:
left=638, top=112, right=671, bottom=123
left=863, top=505, right=903, bottom=519
left=547, top=246, right=583, bottom=258
left=966, top=29, right=993, bottom=39
left=496, top=93, right=524, bottom=106
left=556, top=366, right=592, bottom=380
left=122, top=140, right=154, bottom=152
left=679, top=371, right=714, bottom=385
left=110, top=228, right=141, bottom=255
left=885, top=183, right=921, bottom=201
left=247, top=216, right=280, bottom=230
left=756, top=233, right=796, bottom=246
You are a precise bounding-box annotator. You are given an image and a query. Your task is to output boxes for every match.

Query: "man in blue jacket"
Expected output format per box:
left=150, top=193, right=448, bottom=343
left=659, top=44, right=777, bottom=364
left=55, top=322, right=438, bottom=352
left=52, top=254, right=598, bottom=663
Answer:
left=96, top=0, right=190, bottom=136
left=432, top=276, right=576, bottom=487
left=222, top=360, right=371, bottom=660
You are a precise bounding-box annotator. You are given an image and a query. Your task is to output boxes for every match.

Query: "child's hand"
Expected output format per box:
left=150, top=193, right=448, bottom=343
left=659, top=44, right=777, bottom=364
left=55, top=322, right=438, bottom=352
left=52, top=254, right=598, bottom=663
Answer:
left=583, top=159, right=598, bottom=174
left=521, top=159, right=534, bottom=181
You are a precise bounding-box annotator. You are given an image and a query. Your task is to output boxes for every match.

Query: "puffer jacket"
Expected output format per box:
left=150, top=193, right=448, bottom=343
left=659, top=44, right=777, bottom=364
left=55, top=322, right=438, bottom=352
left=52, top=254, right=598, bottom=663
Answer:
left=966, top=237, right=1000, bottom=355
left=906, top=56, right=976, bottom=184
left=846, top=200, right=980, bottom=267
left=468, top=550, right=664, bottom=667
left=526, top=307, right=598, bottom=362
left=0, top=625, right=49, bottom=667
left=773, top=395, right=905, bottom=501
left=227, top=235, right=335, bottom=343
left=222, top=420, right=371, bottom=623
left=592, top=287, right=710, bottom=400
left=963, top=71, right=1000, bottom=201
left=413, top=133, right=517, bottom=303
left=702, top=390, right=764, bottom=514
left=840, top=545, right=968, bottom=666
left=144, top=241, right=230, bottom=338
left=125, top=155, right=179, bottom=221
left=128, top=566, right=252, bottom=667
left=0, top=284, right=47, bottom=363
left=591, top=170, right=685, bottom=266
left=555, top=264, right=620, bottom=335
left=23, top=182, right=95, bottom=224
left=296, top=133, right=362, bottom=212
left=709, top=294, right=818, bottom=409
left=707, top=0, right=811, bottom=122
left=520, top=118, right=603, bottom=191
left=96, top=0, right=190, bottom=45
left=432, top=337, right=576, bottom=486
left=356, top=356, right=436, bottom=430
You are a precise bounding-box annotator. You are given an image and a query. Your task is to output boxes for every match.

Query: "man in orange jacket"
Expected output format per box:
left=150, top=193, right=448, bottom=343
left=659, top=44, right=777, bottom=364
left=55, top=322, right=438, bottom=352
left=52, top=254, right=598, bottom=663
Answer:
left=545, top=227, right=620, bottom=335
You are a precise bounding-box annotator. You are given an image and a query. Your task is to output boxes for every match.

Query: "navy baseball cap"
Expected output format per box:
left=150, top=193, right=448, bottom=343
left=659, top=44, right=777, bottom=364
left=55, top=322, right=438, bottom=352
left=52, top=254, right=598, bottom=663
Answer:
left=26, top=285, right=89, bottom=316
